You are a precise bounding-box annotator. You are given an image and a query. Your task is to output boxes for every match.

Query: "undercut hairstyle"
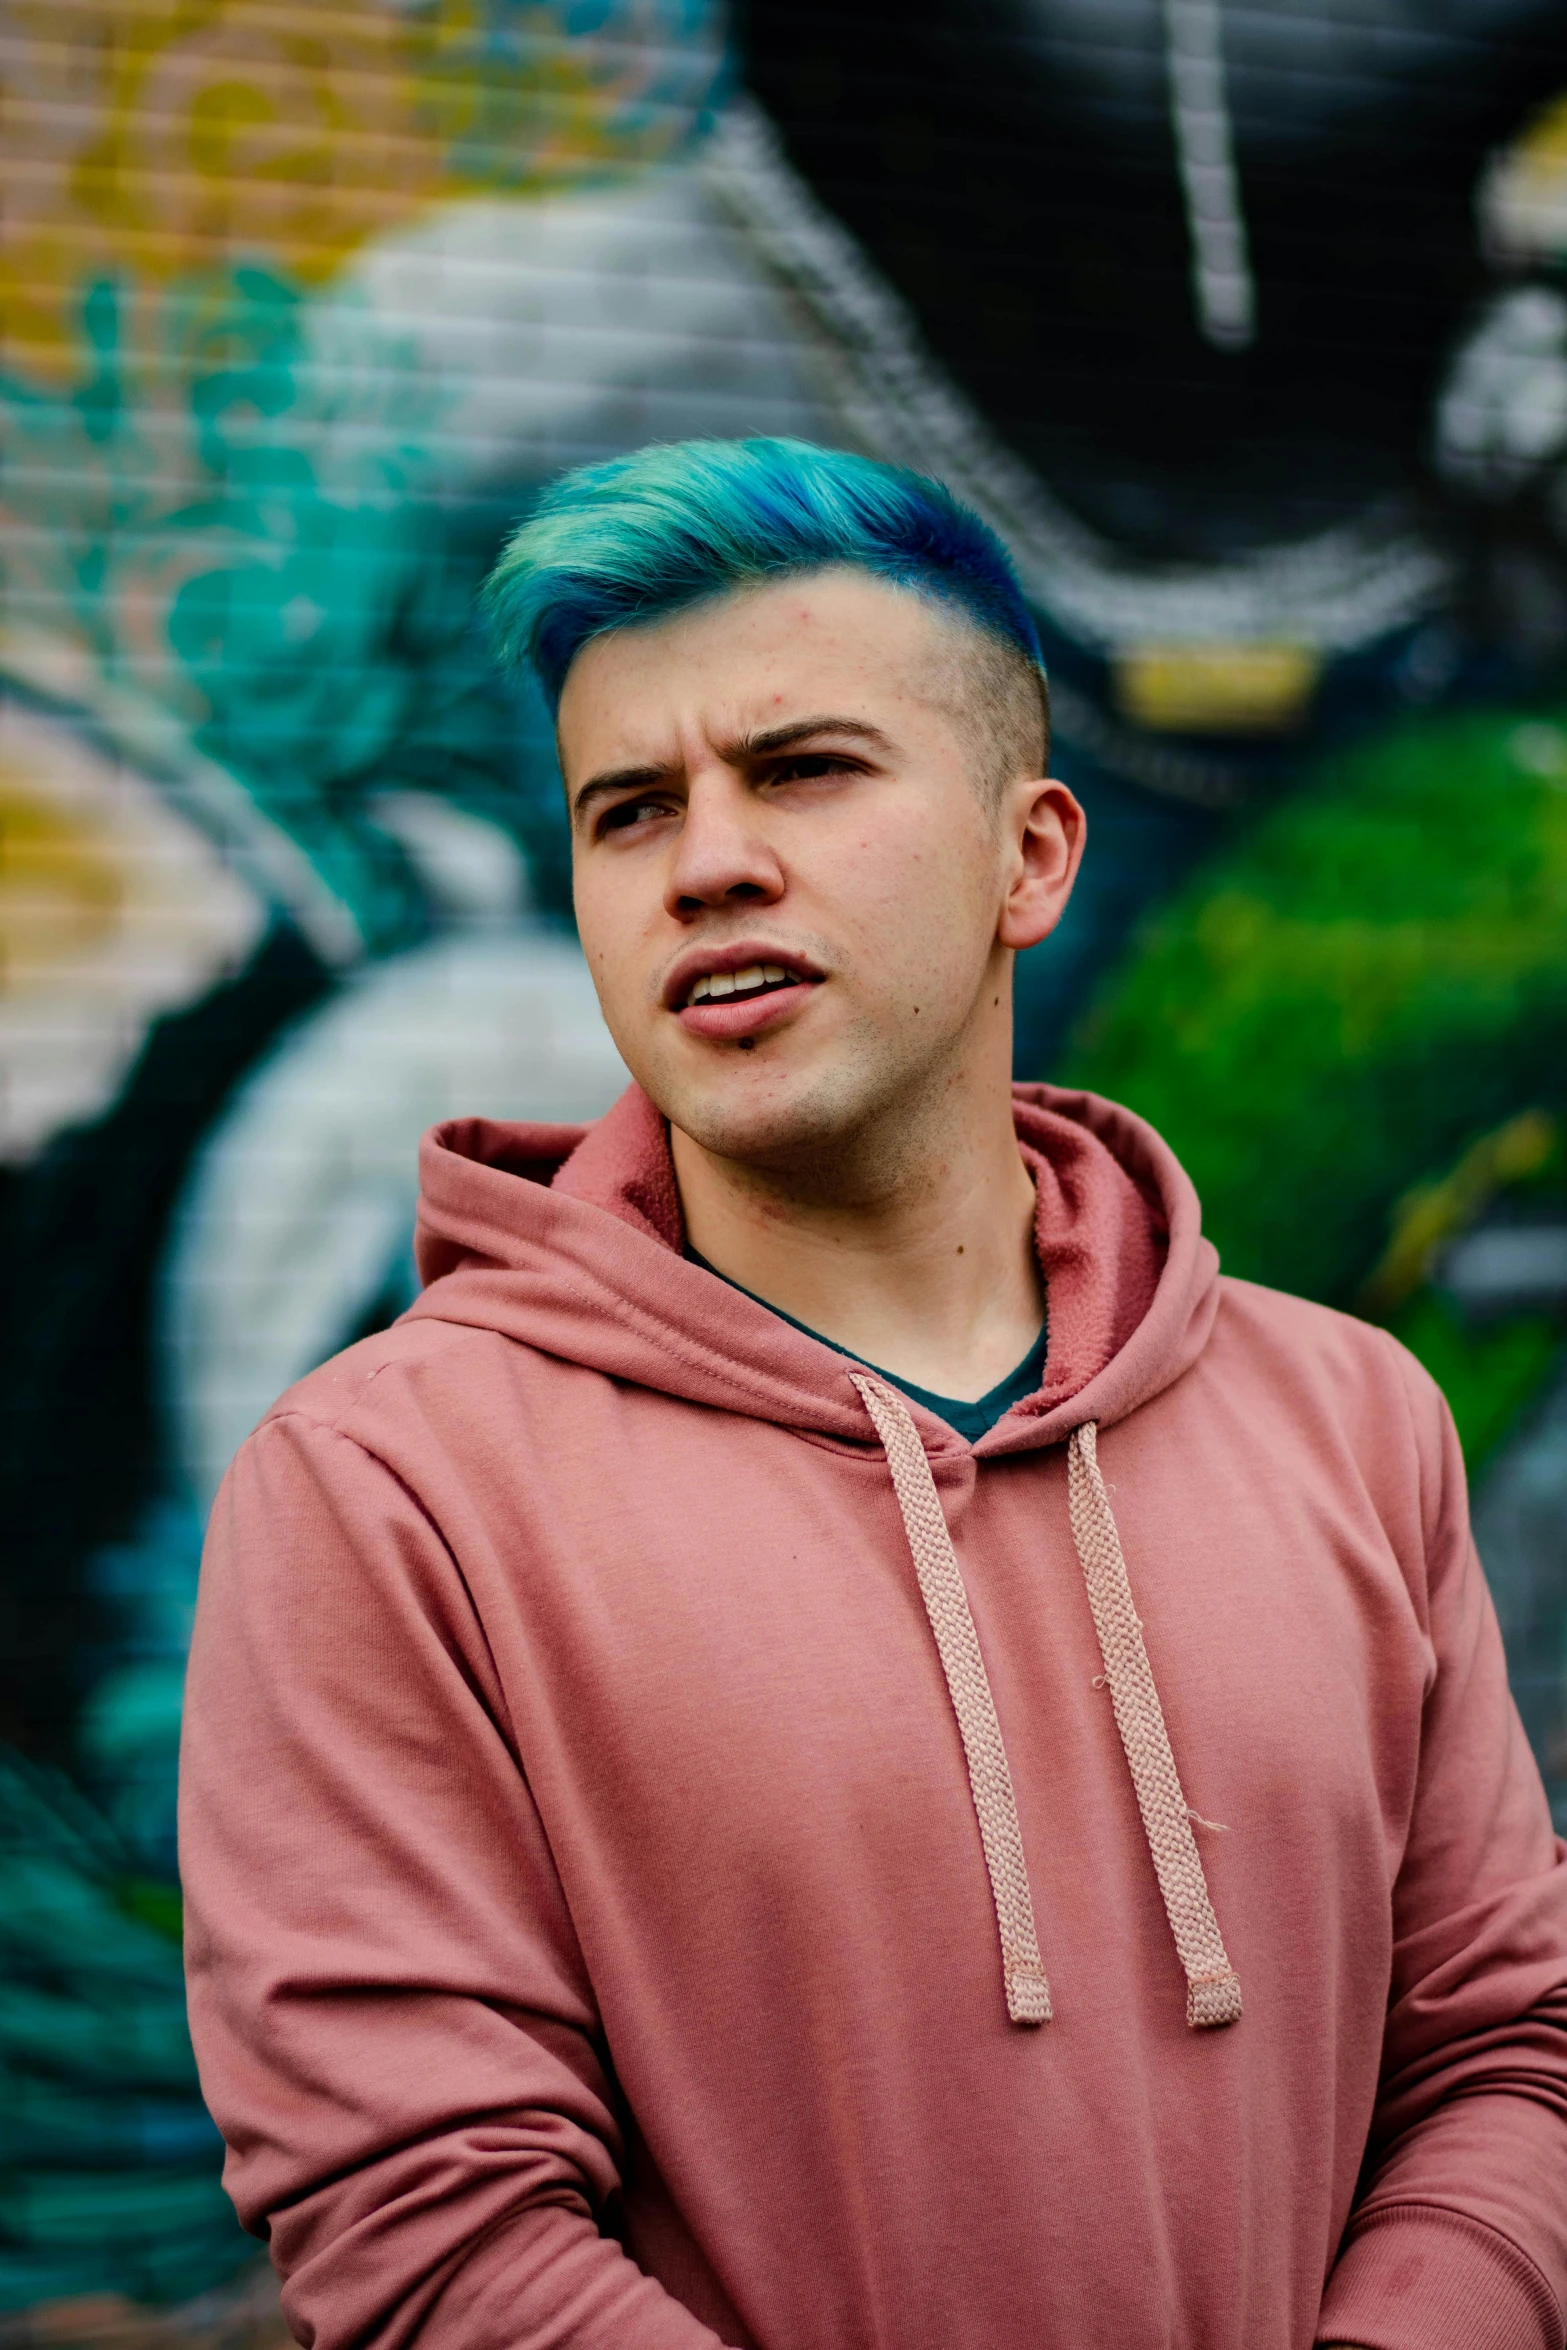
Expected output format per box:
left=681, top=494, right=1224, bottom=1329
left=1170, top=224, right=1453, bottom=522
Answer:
left=481, top=437, right=1049, bottom=800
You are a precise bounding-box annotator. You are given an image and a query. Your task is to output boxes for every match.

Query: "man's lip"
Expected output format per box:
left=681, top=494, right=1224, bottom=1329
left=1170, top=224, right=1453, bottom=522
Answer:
left=661, top=943, right=824, bottom=1012
left=676, top=980, right=819, bottom=1041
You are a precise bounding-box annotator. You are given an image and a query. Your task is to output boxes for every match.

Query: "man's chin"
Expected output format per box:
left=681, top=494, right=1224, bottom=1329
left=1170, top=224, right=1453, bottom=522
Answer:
left=671, top=1098, right=848, bottom=1175
left=652, top=1053, right=879, bottom=1177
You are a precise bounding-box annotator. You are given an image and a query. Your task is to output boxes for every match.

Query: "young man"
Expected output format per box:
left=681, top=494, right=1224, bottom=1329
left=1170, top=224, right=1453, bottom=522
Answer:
left=181, top=439, right=1567, bottom=2350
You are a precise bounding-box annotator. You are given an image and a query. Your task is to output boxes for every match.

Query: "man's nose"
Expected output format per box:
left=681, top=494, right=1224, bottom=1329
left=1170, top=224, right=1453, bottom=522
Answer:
left=664, top=770, right=785, bottom=918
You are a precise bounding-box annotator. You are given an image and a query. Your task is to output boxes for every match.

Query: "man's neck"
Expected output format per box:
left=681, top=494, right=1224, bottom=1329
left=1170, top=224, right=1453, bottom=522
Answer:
left=670, top=1086, right=1044, bottom=1405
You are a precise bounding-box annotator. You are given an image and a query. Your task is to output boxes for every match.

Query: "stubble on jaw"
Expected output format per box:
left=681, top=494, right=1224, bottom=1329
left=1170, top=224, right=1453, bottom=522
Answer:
left=662, top=938, right=1007, bottom=1219
left=671, top=1054, right=979, bottom=1222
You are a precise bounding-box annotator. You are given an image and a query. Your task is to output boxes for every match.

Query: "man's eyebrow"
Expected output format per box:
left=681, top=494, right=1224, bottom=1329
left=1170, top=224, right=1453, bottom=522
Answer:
left=736, top=714, right=894, bottom=758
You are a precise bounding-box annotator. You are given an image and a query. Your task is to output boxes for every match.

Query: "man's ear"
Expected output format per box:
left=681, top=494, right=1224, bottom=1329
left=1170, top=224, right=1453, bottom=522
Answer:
left=997, top=777, right=1086, bottom=952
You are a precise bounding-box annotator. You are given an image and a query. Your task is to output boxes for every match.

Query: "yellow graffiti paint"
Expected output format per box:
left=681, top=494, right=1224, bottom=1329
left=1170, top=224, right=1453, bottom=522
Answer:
left=0, top=0, right=710, bottom=378
left=1113, top=642, right=1320, bottom=734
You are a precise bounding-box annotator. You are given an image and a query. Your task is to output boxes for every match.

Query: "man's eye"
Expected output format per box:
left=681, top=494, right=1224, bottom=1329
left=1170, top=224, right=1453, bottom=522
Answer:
left=769, top=753, right=854, bottom=783
left=600, top=796, right=671, bottom=833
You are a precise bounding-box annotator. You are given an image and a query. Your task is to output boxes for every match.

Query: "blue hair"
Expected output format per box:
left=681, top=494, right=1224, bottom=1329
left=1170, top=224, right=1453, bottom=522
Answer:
left=481, top=437, right=1044, bottom=707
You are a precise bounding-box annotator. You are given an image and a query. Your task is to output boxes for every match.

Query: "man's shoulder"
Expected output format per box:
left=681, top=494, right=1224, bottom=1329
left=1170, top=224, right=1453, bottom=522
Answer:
left=1209, top=1270, right=1443, bottom=1438
left=1214, top=1269, right=1379, bottom=1345
left=258, top=1311, right=539, bottom=1449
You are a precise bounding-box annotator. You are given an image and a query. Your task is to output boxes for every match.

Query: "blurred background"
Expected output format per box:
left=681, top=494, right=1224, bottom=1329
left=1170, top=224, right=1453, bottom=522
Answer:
left=4, top=2, right=1567, bottom=2338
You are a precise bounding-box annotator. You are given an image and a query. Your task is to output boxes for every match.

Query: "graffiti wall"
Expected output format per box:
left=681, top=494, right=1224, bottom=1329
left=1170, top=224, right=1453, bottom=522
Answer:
left=4, top=0, right=1567, bottom=2327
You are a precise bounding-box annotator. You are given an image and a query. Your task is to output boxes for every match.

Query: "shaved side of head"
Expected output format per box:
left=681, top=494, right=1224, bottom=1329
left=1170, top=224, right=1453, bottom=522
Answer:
left=922, top=600, right=1051, bottom=811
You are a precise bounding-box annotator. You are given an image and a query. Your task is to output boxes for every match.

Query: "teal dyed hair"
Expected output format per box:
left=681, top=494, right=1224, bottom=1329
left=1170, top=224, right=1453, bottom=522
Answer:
left=481, top=437, right=1045, bottom=709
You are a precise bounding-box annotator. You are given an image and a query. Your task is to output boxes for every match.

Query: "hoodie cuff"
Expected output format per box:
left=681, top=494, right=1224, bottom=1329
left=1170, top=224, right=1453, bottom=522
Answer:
left=1317, top=2204, right=1562, bottom=2350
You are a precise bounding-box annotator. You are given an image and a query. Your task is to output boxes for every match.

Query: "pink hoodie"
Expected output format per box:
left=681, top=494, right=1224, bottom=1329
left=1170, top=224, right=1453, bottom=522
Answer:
left=181, top=1083, right=1567, bottom=2350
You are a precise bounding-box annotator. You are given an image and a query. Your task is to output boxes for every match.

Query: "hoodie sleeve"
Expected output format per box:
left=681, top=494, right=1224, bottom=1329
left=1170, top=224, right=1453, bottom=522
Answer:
left=1316, top=1347, right=1567, bottom=2350
left=179, top=1409, right=732, bottom=2350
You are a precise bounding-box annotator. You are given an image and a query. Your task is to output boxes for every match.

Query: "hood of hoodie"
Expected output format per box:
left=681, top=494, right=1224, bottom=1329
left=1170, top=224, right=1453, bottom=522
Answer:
left=410, top=1080, right=1220, bottom=1456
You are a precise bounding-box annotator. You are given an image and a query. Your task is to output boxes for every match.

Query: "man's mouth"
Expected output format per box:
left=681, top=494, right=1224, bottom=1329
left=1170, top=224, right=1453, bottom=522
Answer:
left=665, top=948, right=824, bottom=1038
left=685, top=963, right=798, bottom=1009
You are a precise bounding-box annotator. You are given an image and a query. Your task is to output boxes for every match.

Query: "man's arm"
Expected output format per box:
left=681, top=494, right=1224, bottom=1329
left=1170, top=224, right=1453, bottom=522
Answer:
left=1315, top=1345, right=1567, bottom=2350
left=180, top=1409, right=732, bottom=2350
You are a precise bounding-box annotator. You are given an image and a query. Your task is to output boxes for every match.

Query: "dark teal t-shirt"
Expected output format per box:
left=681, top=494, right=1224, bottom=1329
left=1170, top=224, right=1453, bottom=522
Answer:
left=690, top=1251, right=1047, bottom=1443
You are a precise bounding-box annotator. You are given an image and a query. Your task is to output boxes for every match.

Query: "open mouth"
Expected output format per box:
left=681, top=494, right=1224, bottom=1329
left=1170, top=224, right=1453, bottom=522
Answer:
left=686, top=963, right=801, bottom=1009
left=666, top=947, right=825, bottom=1035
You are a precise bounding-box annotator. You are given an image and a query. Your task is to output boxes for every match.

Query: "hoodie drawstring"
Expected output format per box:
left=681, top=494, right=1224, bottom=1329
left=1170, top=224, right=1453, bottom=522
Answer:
left=853, top=1376, right=1240, bottom=2033
left=1067, top=1421, right=1242, bottom=2029
left=851, top=1374, right=1052, bottom=2025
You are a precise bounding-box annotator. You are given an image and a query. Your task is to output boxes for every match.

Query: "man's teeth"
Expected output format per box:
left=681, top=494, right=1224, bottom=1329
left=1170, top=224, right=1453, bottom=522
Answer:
left=689, top=963, right=792, bottom=1005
